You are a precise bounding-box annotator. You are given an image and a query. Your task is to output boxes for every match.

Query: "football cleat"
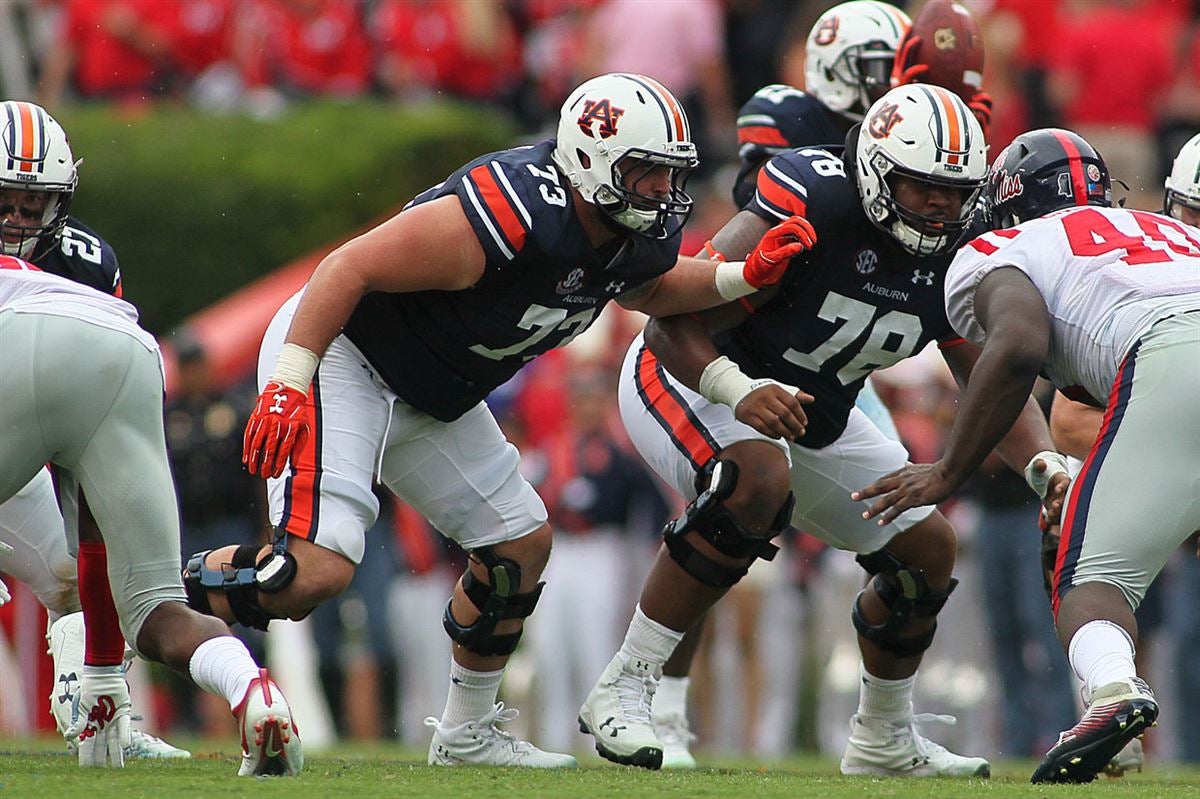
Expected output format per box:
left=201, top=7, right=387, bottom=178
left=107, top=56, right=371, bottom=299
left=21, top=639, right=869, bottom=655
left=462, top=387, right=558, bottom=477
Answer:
left=233, top=668, right=302, bottom=777
left=1032, top=678, right=1157, bottom=784
left=48, top=612, right=191, bottom=759
left=425, top=702, right=576, bottom=767
left=578, top=653, right=664, bottom=769
left=653, top=712, right=697, bottom=769
left=840, top=713, right=991, bottom=778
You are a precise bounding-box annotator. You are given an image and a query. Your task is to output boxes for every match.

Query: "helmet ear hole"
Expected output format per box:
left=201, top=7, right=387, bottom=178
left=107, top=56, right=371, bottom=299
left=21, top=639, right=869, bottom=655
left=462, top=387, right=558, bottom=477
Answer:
left=577, top=150, right=591, bottom=170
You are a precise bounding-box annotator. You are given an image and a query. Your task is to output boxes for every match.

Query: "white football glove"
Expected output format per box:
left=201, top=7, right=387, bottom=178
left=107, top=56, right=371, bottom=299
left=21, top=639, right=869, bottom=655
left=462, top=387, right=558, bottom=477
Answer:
left=65, top=664, right=132, bottom=768
left=0, top=541, right=12, bottom=606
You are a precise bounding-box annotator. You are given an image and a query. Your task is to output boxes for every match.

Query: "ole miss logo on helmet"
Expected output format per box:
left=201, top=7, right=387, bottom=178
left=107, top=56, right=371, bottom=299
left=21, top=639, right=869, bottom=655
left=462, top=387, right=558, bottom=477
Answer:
left=868, top=102, right=903, bottom=139
left=577, top=98, right=625, bottom=139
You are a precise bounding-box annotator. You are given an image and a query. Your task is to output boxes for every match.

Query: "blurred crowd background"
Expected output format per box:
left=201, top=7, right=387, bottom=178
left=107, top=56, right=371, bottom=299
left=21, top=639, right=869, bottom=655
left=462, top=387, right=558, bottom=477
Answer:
left=1, top=0, right=1199, bottom=767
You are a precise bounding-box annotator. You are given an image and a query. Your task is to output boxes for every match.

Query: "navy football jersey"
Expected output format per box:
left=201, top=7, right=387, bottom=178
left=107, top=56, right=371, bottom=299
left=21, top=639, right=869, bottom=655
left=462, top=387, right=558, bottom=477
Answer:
left=343, top=139, right=682, bottom=422
left=733, top=85, right=846, bottom=208
left=33, top=218, right=122, bottom=296
left=713, top=148, right=970, bottom=448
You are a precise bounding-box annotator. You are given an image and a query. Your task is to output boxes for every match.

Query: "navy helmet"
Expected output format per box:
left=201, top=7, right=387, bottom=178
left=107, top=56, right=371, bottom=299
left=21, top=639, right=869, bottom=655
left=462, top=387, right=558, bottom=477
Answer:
left=987, top=128, right=1111, bottom=229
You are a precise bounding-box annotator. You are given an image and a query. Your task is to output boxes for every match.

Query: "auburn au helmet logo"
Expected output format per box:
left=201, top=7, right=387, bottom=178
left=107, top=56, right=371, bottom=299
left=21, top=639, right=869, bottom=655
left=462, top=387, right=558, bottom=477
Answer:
left=577, top=98, right=625, bottom=139
left=814, top=16, right=839, bottom=46
left=868, top=102, right=903, bottom=139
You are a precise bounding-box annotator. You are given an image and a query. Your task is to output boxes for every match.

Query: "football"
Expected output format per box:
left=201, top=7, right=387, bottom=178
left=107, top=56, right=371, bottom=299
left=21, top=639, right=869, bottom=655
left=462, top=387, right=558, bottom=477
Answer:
left=901, top=0, right=985, bottom=100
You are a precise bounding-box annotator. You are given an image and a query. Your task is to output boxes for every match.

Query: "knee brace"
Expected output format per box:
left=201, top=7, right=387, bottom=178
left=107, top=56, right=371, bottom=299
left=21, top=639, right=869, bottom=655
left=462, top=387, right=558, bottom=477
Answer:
left=443, top=547, right=544, bottom=657
left=662, top=459, right=791, bottom=588
left=183, top=534, right=298, bottom=631
left=851, top=549, right=958, bottom=658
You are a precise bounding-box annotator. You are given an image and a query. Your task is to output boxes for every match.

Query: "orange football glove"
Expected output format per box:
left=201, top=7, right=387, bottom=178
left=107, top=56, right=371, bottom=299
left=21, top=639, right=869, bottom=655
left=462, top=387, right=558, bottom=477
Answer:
left=743, top=215, right=818, bottom=288
left=243, top=381, right=310, bottom=478
left=967, top=89, right=993, bottom=139
left=890, top=34, right=928, bottom=87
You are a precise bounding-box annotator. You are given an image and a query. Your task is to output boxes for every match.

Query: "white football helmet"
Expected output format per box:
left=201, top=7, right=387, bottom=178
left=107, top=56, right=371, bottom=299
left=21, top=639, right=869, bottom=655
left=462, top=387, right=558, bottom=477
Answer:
left=1164, top=132, right=1200, bottom=221
left=552, top=73, right=697, bottom=239
left=855, top=84, right=987, bottom=256
left=805, top=1, right=911, bottom=121
left=0, top=100, right=78, bottom=259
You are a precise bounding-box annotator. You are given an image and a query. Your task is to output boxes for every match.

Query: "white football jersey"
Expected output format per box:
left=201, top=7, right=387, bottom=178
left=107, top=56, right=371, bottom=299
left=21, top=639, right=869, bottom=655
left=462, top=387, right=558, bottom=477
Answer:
left=945, top=206, right=1200, bottom=404
left=0, top=255, right=156, bottom=352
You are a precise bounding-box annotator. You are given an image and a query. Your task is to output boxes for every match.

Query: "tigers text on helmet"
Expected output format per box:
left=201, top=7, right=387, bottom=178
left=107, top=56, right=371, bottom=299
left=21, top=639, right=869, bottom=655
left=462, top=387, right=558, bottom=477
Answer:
left=853, top=84, right=986, bottom=256
left=805, top=1, right=911, bottom=121
left=552, top=73, right=697, bottom=239
left=0, top=101, right=78, bottom=259
left=987, top=128, right=1111, bottom=230
left=1164, top=132, right=1200, bottom=222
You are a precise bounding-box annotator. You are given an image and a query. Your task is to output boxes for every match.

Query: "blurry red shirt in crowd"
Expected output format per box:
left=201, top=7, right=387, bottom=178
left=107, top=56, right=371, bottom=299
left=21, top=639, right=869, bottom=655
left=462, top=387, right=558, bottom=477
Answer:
left=1050, top=0, right=1176, bottom=131
left=165, top=0, right=239, bottom=77
left=990, top=0, right=1062, bottom=71
left=241, top=0, right=371, bottom=95
left=372, top=0, right=521, bottom=101
left=59, top=0, right=174, bottom=98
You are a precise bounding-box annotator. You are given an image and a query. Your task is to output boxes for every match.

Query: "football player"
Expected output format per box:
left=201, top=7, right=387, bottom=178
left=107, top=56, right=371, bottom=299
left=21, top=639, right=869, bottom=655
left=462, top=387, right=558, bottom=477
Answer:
left=183, top=73, right=806, bottom=767
left=1164, top=132, right=1200, bottom=228
left=855, top=127, right=1200, bottom=783
left=655, top=3, right=917, bottom=763
left=0, top=259, right=303, bottom=775
left=0, top=100, right=187, bottom=761
left=580, top=84, right=1061, bottom=775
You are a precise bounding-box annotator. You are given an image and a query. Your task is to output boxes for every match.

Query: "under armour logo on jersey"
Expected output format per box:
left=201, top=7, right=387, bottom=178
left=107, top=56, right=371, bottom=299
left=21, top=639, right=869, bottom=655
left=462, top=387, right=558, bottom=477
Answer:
left=855, top=248, right=878, bottom=275
left=577, top=99, right=625, bottom=139
left=269, top=393, right=287, bottom=413
left=868, top=102, right=903, bottom=139
left=911, top=270, right=936, bottom=286
left=606, top=280, right=626, bottom=294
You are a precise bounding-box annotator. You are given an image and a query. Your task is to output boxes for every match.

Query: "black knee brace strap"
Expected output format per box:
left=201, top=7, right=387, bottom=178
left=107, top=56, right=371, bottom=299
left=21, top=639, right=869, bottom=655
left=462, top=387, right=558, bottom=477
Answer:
left=851, top=549, right=958, bottom=658
left=443, top=547, right=544, bottom=657
left=663, top=460, right=791, bottom=588
left=182, top=534, right=298, bottom=632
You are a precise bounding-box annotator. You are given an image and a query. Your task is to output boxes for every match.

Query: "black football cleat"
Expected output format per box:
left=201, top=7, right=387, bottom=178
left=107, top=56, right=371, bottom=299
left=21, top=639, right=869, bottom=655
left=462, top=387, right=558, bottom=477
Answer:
left=1031, top=678, right=1157, bottom=784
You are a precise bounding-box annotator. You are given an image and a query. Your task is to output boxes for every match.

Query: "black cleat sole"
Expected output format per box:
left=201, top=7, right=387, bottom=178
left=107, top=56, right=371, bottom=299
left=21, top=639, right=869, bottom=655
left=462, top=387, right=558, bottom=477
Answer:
left=578, top=716, right=663, bottom=770
left=1031, top=698, right=1158, bottom=784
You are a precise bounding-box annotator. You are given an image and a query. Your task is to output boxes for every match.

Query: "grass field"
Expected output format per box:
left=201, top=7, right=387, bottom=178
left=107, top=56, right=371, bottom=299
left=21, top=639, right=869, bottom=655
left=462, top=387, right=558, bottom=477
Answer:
left=5, top=738, right=1200, bottom=799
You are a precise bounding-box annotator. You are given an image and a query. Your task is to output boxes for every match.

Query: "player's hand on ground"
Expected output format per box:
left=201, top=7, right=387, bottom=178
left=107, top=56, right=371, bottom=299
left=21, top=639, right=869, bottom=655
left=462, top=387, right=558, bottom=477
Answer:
left=890, top=34, right=929, bottom=86
left=742, top=215, right=818, bottom=289
left=734, top=380, right=814, bottom=441
left=66, top=665, right=132, bottom=768
left=852, top=462, right=955, bottom=526
left=243, top=381, right=310, bottom=478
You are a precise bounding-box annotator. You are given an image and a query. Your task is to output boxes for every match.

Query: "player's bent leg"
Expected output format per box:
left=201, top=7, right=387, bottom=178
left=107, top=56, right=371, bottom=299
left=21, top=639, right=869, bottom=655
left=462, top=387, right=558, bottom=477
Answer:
left=840, top=512, right=990, bottom=779
left=427, top=523, right=575, bottom=768
left=184, top=535, right=356, bottom=631
left=582, top=446, right=792, bottom=769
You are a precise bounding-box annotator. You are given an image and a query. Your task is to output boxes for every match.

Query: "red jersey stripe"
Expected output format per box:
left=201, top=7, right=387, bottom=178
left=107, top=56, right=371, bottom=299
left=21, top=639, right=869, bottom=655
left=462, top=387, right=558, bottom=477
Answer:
left=469, top=164, right=527, bottom=254
left=757, top=169, right=808, bottom=217
left=737, top=125, right=789, bottom=147
left=637, top=348, right=717, bottom=468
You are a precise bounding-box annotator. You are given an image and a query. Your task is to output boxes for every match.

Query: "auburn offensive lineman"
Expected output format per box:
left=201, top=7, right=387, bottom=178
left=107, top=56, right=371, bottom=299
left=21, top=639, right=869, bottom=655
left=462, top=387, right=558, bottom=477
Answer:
left=183, top=73, right=807, bottom=767
left=580, top=85, right=1063, bottom=775
left=0, top=100, right=187, bottom=762
left=857, top=128, right=1200, bottom=784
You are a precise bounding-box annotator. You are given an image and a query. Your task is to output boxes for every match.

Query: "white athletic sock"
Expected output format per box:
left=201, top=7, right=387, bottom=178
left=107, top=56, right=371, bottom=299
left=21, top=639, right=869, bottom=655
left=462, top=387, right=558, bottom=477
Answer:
left=618, top=604, right=685, bottom=668
left=188, top=635, right=260, bottom=710
left=654, top=675, right=690, bottom=721
left=1068, top=620, right=1137, bottom=698
left=857, top=662, right=915, bottom=721
left=440, top=659, right=504, bottom=728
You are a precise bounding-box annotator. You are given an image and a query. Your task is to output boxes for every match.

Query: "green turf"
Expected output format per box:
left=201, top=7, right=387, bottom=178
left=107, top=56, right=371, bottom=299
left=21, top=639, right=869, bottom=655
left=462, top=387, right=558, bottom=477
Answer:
left=3, top=739, right=1200, bottom=798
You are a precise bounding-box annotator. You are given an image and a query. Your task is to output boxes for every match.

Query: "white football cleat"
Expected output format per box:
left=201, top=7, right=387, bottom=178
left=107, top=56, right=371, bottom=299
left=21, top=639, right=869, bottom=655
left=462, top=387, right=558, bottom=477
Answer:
left=653, top=712, right=697, bottom=769
left=578, top=653, right=664, bottom=769
left=425, top=702, right=576, bottom=767
left=48, top=611, right=191, bottom=760
left=233, top=668, right=302, bottom=777
left=840, top=713, right=991, bottom=778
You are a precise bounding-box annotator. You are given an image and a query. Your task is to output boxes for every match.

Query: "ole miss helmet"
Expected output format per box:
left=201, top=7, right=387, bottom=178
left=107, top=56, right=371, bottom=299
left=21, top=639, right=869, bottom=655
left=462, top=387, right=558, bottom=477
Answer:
left=987, top=128, right=1112, bottom=230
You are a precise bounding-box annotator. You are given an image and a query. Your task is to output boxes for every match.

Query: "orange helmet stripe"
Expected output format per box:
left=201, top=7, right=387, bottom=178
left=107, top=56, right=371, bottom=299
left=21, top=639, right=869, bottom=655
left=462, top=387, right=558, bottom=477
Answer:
left=16, top=101, right=36, bottom=172
left=933, top=87, right=963, bottom=165
left=633, top=75, right=687, bottom=142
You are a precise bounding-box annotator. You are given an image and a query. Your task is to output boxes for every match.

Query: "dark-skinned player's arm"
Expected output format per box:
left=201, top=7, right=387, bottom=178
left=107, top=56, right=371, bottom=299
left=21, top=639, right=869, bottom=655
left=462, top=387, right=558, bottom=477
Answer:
left=940, top=340, right=1069, bottom=523
left=853, top=267, right=1067, bottom=524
